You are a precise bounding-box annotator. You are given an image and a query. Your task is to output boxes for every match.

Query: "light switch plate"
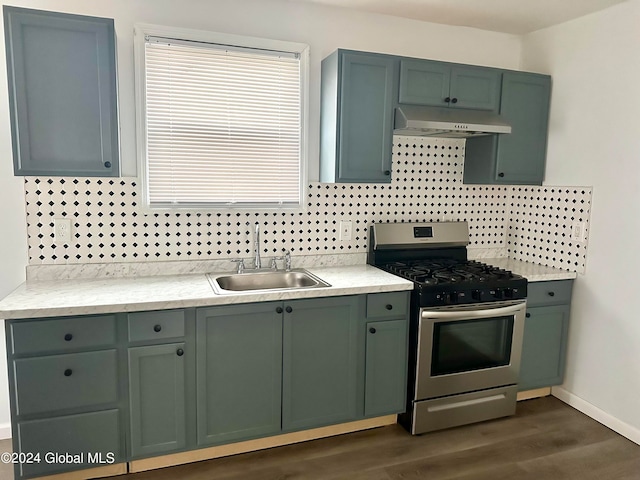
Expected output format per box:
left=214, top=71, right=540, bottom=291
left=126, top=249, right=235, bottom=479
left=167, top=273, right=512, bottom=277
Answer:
left=339, top=221, right=352, bottom=241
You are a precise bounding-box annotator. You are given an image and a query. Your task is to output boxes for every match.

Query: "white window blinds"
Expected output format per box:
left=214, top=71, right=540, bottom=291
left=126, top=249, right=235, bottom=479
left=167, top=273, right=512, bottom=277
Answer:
left=143, top=36, right=303, bottom=208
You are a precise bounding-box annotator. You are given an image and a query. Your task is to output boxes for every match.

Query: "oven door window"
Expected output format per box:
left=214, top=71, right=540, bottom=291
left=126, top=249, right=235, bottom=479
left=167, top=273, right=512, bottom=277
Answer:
left=431, top=316, right=514, bottom=376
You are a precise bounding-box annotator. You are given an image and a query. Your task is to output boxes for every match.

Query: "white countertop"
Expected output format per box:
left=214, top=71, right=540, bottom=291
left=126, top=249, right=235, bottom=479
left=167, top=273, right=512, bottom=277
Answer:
left=0, top=256, right=577, bottom=320
left=483, top=258, right=577, bottom=282
left=0, top=265, right=414, bottom=320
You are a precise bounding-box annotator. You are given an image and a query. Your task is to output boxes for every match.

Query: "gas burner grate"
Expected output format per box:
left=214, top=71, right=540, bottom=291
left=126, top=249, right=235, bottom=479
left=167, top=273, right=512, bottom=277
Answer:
left=380, top=259, right=518, bottom=287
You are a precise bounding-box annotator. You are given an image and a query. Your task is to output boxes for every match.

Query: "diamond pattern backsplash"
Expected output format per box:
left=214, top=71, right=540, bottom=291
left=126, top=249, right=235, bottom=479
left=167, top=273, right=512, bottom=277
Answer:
left=23, top=136, right=592, bottom=273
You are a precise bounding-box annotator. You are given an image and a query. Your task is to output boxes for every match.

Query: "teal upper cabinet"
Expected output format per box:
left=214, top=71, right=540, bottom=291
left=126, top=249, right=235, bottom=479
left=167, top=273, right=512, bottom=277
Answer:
left=399, top=59, right=501, bottom=111
left=399, top=60, right=450, bottom=107
left=464, top=71, right=551, bottom=185
left=320, top=50, right=397, bottom=183
left=3, top=6, right=119, bottom=176
left=495, top=72, right=551, bottom=184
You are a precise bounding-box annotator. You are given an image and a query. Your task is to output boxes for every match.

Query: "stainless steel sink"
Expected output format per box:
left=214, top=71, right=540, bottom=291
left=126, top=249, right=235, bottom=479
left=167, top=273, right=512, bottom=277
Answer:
left=207, top=269, right=331, bottom=294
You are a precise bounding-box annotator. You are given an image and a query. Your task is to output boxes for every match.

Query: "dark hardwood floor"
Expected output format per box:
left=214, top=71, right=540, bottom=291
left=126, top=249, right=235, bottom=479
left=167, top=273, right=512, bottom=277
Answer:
left=121, top=397, right=640, bottom=480
left=1, top=397, right=638, bottom=479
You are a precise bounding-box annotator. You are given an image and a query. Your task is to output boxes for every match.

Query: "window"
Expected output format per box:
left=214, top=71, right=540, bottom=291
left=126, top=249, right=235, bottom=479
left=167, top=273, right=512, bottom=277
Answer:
left=134, top=25, right=308, bottom=209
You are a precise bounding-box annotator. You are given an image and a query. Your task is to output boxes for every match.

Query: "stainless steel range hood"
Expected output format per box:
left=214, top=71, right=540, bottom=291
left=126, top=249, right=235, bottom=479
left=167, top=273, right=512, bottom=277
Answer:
left=394, top=105, right=511, bottom=138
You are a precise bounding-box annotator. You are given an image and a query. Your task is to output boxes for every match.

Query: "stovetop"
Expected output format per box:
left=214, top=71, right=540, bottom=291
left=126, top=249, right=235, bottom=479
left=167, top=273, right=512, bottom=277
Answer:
left=377, top=259, right=527, bottom=306
left=367, top=222, right=527, bottom=306
left=381, top=259, right=519, bottom=285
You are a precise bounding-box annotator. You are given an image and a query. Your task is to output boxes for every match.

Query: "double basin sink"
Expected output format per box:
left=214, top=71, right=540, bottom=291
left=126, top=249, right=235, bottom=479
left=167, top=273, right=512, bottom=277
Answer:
left=207, top=269, right=331, bottom=295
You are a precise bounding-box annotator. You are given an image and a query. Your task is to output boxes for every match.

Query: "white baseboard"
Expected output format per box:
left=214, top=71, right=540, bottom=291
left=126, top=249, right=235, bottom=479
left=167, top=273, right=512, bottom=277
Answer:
left=552, top=386, right=640, bottom=446
left=0, top=423, right=11, bottom=440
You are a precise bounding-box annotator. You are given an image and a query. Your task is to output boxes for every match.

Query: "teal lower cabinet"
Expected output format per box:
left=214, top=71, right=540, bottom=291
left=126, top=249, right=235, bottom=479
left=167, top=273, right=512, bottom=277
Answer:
left=519, top=305, right=571, bottom=391
left=364, top=319, right=408, bottom=417
left=5, top=293, right=410, bottom=478
left=196, top=303, right=283, bottom=446
left=519, top=279, right=573, bottom=391
left=17, top=410, right=122, bottom=478
left=5, top=314, right=125, bottom=479
left=282, top=296, right=361, bottom=431
left=128, top=343, right=187, bottom=457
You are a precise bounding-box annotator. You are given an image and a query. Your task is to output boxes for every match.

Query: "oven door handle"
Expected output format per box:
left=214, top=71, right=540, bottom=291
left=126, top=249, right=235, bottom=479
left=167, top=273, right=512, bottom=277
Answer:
left=421, top=303, right=525, bottom=321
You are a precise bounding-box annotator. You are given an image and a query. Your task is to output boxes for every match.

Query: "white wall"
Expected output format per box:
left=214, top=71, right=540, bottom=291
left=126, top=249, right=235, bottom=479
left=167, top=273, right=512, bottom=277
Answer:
left=522, top=0, right=640, bottom=440
left=0, top=99, right=27, bottom=439
left=0, top=0, right=522, bottom=438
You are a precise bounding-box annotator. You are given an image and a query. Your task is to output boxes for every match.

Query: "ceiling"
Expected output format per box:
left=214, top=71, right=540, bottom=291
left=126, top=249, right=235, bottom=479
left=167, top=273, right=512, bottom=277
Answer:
left=286, top=0, right=629, bottom=34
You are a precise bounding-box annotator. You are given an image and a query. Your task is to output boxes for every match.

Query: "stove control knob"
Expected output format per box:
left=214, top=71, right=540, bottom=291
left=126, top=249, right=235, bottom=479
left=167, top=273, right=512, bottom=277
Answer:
left=503, top=288, right=514, bottom=299
left=471, top=290, right=482, bottom=301
left=492, top=289, right=503, bottom=299
left=436, top=293, right=448, bottom=304
left=448, top=292, right=458, bottom=304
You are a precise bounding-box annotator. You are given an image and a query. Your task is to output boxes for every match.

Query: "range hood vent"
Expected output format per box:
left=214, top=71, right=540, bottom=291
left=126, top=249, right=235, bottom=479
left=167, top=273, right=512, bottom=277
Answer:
left=394, top=105, right=512, bottom=138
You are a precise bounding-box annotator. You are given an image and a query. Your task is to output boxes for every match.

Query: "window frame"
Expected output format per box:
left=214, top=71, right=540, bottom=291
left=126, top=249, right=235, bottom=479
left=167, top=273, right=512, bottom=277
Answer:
left=133, top=23, right=309, bottom=212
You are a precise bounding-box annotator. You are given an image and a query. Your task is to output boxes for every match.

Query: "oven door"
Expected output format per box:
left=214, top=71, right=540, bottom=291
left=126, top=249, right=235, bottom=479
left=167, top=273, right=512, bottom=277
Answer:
left=415, top=300, right=526, bottom=400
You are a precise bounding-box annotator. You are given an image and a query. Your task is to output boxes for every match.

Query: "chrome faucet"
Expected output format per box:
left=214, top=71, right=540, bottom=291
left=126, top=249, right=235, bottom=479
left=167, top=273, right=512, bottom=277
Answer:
left=254, top=223, right=261, bottom=269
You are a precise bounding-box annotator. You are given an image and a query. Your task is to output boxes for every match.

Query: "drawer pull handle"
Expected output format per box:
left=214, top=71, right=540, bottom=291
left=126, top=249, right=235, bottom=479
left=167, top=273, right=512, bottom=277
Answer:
left=104, top=161, right=112, bottom=169
left=276, top=307, right=283, bottom=314
left=385, top=304, right=393, bottom=310
left=153, top=324, right=162, bottom=332
left=369, top=327, right=377, bottom=334
left=176, top=348, right=184, bottom=357
left=548, top=291, right=555, bottom=297
left=64, top=333, right=73, bottom=342
left=64, top=369, right=73, bottom=377
left=285, top=306, right=293, bottom=313
left=526, top=313, right=531, bottom=318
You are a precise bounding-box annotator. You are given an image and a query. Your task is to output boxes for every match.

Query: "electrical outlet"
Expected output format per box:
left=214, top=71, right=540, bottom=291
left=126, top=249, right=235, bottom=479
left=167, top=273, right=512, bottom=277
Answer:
left=339, top=221, right=352, bottom=241
left=54, top=218, right=71, bottom=244
left=571, top=221, right=586, bottom=243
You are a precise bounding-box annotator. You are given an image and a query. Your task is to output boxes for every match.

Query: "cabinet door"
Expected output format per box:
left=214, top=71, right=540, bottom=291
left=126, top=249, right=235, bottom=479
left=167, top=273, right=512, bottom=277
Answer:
left=399, top=59, right=450, bottom=107
left=17, top=410, right=122, bottom=478
left=282, top=296, right=360, bottom=431
left=495, top=72, right=551, bottom=184
left=450, top=66, right=501, bottom=111
left=4, top=6, right=119, bottom=176
left=519, top=305, right=570, bottom=391
left=196, top=303, right=282, bottom=446
left=365, top=320, right=408, bottom=417
left=128, top=343, right=186, bottom=457
left=337, top=52, right=396, bottom=182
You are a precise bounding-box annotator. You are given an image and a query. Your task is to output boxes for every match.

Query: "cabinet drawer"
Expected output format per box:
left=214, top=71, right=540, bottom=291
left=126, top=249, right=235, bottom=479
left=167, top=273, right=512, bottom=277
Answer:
left=14, top=350, right=118, bottom=416
left=10, top=314, right=116, bottom=355
left=366, top=292, right=409, bottom=319
left=527, top=280, right=573, bottom=307
left=128, top=310, right=185, bottom=342
left=17, top=409, right=122, bottom=478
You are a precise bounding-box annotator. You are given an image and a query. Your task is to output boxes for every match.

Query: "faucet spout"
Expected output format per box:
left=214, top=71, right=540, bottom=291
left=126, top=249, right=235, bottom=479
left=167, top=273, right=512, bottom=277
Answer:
left=254, top=223, right=261, bottom=269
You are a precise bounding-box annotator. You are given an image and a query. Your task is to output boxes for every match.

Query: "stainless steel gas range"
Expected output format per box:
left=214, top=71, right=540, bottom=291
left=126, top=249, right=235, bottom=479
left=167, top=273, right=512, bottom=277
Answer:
left=368, top=222, right=527, bottom=434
